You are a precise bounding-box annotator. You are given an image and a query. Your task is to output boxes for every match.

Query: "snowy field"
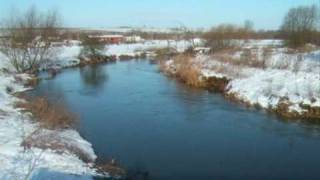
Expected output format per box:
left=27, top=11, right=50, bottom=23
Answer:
left=105, top=39, right=202, bottom=57
left=46, top=39, right=201, bottom=69
left=165, top=40, right=320, bottom=115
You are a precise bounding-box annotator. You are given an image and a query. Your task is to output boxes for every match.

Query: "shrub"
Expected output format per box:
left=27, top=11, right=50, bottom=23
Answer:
left=80, top=33, right=106, bottom=59
left=24, top=76, right=40, bottom=87
left=17, top=97, right=78, bottom=130
left=158, top=59, right=168, bottom=73
left=153, top=47, right=178, bottom=60
left=240, top=49, right=266, bottom=68
left=292, top=54, right=303, bottom=73
left=212, top=49, right=266, bottom=69
left=202, top=23, right=253, bottom=52
left=261, top=47, right=273, bottom=69
left=172, top=54, right=203, bottom=87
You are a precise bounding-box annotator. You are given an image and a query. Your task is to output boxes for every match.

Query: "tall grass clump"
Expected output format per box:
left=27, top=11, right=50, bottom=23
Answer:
left=172, top=54, right=203, bottom=87
left=17, top=97, right=78, bottom=130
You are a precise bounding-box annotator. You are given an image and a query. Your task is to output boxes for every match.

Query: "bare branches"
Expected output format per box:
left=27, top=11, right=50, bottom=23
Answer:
left=281, top=4, right=320, bottom=47
left=0, top=6, right=61, bottom=73
left=202, top=22, right=254, bottom=52
left=80, top=34, right=106, bottom=58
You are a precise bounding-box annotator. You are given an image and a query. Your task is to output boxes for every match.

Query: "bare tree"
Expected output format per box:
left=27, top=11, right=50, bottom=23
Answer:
left=179, top=24, right=197, bottom=48
left=203, top=24, right=249, bottom=52
left=281, top=4, right=319, bottom=47
left=244, top=20, right=254, bottom=32
left=0, top=6, right=61, bottom=73
left=80, top=34, right=106, bottom=59
left=244, top=20, right=254, bottom=41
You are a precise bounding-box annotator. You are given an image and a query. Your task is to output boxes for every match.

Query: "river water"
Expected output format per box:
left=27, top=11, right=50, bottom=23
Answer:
left=32, top=60, right=320, bottom=180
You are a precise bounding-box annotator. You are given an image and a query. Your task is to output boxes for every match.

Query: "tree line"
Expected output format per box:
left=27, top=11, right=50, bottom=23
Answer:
left=203, top=4, right=320, bottom=50
left=0, top=4, right=319, bottom=73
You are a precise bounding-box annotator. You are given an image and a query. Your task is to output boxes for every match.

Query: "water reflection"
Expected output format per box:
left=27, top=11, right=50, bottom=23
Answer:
left=80, top=65, right=109, bottom=91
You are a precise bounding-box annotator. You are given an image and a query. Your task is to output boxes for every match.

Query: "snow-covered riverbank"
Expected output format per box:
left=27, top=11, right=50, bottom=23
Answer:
left=52, top=39, right=320, bottom=119
left=163, top=40, right=320, bottom=119
left=1, top=38, right=319, bottom=178
left=0, top=68, right=101, bottom=179
left=0, top=39, right=199, bottom=179
left=44, top=39, right=201, bottom=69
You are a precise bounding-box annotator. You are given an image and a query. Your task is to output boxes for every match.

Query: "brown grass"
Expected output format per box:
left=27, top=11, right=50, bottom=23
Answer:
left=158, top=59, right=168, bottom=73
left=25, top=77, right=40, bottom=87
left=21, top=130, right=95, bottom=163
left=172, top=54, right=204, bottom=87
left=212, top=48, right=272, bottom=69
left=153, top=47, right=178, bottom=61
left=16, top=97, right=78, bottom=130
left=14, top=75, right=40, bottom=87
left=205, top=76, right=230, bottom=93
left=96, top=160, right=126, bottom=177
left=209, top=64, right=244, bottom=79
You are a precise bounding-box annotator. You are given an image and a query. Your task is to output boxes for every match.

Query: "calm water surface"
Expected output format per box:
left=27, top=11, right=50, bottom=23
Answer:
left=32, top=60, right=320, bottom=180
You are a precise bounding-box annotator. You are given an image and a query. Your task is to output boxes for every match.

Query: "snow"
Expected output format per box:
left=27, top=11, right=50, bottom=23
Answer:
left=0, top=54, right=101, bottom=179
left=105, top=39, right=202, bottom=57
left=0, top=53, right=13, bottom=71
left=43, top=45, right=82, bottom=69
left=166, top=40, right=320, bottom=114
left=228, top=69, right=320, bottom=111
left=38, top=39, right=203, bottom=70
left=82, top=26, right=198, bottom=33
left=243, top=39, right=283, bottom=48
left=229, top=50, right=319, bottom=112
left=201, top=68, right=227, bottom=79
left=31, top=168, right=94, bottom=180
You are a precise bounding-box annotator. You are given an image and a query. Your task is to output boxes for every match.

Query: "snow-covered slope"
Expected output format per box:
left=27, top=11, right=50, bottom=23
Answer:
left=42, top=40, right=201, bottom=69
left=105, top=39, right=202, bottom=57
left=165, top=40, right=320, bottom=116
left=0, top=55, right=101, bottom=179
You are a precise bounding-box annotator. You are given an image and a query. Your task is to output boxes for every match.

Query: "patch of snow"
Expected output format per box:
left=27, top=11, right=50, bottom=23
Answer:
left=201, top=69, right=226, bottom=79
left=105, top=40, right=202, bottom=57
left=228, top=69, right=320, bottom=111
left=43, top=46, right=82, bottom=69
left=0, top=68, right=100, bottom=178
left=243, top=39, right=283, bottom=48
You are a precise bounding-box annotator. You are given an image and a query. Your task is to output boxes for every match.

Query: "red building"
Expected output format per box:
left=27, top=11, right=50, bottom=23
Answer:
left=88, top=35, right=124, bottom=44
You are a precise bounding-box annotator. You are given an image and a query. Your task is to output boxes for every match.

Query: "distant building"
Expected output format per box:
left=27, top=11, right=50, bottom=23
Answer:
left=125, top=35, right=143, bottom=43
left=88, top=35, right=124, bottom=44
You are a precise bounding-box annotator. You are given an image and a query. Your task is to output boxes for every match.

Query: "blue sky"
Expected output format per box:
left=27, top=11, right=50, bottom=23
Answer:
left=0, top=0, right=318, bottom=30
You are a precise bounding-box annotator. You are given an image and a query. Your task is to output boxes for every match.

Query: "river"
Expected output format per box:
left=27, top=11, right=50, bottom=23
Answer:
left=31, top=60, right=320, bottom=180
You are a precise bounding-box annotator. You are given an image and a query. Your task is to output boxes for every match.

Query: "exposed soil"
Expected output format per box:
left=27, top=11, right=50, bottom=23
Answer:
left=79, top=55, right=117, bottom=67
left=204, top=76, right=230, bottom=93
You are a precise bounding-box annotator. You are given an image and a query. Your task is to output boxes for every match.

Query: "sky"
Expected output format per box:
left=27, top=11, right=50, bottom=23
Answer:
left=0, top=0, right=318, bottom=30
